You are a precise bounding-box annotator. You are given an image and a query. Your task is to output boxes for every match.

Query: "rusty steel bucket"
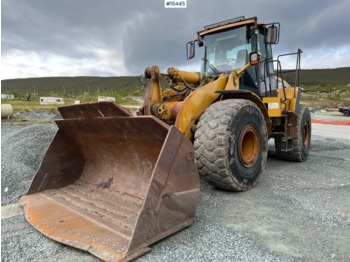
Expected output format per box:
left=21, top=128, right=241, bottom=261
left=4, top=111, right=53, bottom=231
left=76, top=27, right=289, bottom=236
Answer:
left=20, top=102, right=200, bottom=262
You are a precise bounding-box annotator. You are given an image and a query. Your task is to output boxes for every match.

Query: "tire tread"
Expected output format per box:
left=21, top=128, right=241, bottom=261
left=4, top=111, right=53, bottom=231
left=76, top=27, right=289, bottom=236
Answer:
left=194, top=99, right=267, bottom=191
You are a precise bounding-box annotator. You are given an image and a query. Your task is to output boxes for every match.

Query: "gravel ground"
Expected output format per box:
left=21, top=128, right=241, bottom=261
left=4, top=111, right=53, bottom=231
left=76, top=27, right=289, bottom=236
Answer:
left=1, top=113, right=350, bottom=262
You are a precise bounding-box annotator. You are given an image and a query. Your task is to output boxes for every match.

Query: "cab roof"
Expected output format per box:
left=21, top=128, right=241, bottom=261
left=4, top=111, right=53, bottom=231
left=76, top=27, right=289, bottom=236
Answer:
left=198, top=16, right=260, bottom=37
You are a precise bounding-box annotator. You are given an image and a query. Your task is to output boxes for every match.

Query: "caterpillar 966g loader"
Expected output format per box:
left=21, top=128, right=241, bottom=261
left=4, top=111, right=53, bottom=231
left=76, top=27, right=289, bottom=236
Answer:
left=20, top=16, right=311, bottom=261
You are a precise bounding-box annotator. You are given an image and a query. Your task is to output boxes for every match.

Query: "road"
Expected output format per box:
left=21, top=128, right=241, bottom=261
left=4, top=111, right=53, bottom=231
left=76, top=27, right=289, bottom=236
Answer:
left=312, top=122, right=350, bottom=139
left=1, top=117, right=350, bottom=262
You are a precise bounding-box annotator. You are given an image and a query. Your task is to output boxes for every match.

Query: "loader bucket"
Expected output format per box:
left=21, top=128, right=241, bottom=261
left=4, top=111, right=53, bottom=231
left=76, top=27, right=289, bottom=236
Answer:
left=20, top=102, right=200, bottom=262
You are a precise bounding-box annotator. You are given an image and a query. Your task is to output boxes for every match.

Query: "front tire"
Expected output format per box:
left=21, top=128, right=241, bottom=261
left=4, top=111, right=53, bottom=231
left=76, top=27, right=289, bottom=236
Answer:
left=194, top=99, right=268, bottom=191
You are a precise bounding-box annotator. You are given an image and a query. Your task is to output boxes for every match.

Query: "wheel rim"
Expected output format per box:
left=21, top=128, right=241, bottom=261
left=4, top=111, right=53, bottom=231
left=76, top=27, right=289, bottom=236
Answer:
left=303, top=122, right=310, bottom=148
left=238, top=125, right=260, bottom=168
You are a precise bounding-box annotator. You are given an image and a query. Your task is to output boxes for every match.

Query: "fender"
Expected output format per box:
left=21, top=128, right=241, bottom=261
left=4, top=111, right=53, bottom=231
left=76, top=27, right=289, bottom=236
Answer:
left=216, top=90, right=272, bottom=136
left=175, top=75, right=228, bottom=139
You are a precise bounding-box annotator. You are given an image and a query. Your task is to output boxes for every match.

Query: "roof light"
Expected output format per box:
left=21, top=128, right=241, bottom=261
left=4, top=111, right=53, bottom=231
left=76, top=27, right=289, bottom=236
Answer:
left=204, top=16, right=245, bottom=30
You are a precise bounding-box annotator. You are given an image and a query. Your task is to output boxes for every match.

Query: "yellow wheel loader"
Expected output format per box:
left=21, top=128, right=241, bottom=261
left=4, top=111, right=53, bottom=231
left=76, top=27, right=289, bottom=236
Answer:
left=20, top=16, right=311, bottom=261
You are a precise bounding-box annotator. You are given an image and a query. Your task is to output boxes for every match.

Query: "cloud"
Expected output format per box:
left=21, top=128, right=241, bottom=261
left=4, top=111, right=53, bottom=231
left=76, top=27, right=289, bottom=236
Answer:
left=1, top=0, right=350, bottom=79
left=121, top=10, right=200, bottom=73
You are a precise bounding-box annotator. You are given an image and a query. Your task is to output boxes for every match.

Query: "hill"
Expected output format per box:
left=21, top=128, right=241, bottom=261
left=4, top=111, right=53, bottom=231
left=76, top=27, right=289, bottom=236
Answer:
left=283, top=67, right=350, bottom=87
left=1, top=76, right=143, bottom=98
left=1, top=67, right=349, bottom=101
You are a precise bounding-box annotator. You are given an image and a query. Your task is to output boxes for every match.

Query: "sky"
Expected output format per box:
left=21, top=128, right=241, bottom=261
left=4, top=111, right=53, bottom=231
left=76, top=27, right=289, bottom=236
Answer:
left=1, top=0, right=350, bottom=80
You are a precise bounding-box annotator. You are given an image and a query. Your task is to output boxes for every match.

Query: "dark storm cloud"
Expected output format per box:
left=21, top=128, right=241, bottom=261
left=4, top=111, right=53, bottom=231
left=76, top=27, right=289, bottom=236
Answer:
left=2, top=0, right=134, bottom=58
left=264, top=0, right=350, bottom=50
left=122, top=10, right=198, bottom=73
left=121, top=0, right=350, bottom=72
left=2, top=0, right=350, bottom=78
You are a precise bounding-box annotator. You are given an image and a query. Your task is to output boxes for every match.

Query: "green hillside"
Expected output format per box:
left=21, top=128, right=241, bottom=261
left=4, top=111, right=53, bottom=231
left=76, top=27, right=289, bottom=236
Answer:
left=1, top=76, right=143, bottom=98
left=1, top=67, right=350, bottom=111
left=283, top=67, right=350, bottom=87
left=2, top=67, right=349, bottom=97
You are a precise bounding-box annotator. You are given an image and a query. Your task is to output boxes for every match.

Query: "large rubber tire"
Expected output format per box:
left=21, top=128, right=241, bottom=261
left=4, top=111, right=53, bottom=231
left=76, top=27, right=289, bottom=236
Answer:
left=194, top=99, right=268, bottom=191
left=275, top=104, right=311, bottom=162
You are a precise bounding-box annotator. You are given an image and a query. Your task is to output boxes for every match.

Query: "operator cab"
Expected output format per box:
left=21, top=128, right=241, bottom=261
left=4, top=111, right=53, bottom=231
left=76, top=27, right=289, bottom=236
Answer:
left=203, top=25, right=251, bottom=73
left=188, top=16, right=279, bottom=98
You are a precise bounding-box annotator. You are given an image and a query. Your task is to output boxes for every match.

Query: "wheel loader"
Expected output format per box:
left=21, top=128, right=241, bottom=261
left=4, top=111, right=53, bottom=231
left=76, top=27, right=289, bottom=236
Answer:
left=20, top=16, right=311, bottom=261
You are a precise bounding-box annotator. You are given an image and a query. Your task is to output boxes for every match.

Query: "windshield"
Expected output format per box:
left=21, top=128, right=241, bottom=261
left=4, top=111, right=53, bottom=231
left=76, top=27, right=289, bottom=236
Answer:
left=202, top=25, right=252, bottom=73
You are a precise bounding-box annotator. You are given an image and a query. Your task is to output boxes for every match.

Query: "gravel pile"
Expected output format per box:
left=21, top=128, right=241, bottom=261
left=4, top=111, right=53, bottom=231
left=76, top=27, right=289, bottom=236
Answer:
left=1, top=123, right=57, bottom=205
left=1, top=121, right=350, bottom=261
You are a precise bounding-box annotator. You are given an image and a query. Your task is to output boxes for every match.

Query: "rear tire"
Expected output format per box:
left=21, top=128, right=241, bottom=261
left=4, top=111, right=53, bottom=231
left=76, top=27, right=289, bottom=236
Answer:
left=275, top=104, right=311, bottom=161
left=194, top=99, right=268, bottom=191
left=344, top=110, right=350, bottom=117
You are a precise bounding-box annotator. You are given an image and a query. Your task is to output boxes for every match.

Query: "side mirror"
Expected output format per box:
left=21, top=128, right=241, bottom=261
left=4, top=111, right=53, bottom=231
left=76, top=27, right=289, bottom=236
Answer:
left=266, top=24, right=279, bottom=44
left=186, top=41, right=196, bottom=60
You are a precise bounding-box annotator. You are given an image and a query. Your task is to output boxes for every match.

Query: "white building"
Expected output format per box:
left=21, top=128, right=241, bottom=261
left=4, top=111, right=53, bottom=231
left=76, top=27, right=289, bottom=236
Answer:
left=1, top=94, right=15, bottom=100
left=39, top=97, right=65, bottom=105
